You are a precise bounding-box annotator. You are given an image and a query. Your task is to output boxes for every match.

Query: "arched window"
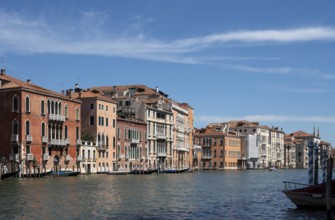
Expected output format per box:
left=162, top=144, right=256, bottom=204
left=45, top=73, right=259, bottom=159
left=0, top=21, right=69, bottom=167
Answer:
left=64, top=126, right=68, bottom=139
left=25, top=96, right=30, bottom=112
left=51, top=101, right=54, bottom=114
left=41, top=100, right=45, bottom=115
left=47, top=100, right=50, bottom=114
left=64, top=105, right=68, bottom=118
left=102, top=134, right=105, bottom=146
left=12, top=96, right=19, bottom=112
left=76, top=107, right=80, bottom=120
left=59, top=102, right=62, bottom=115
left=26, top=120, right=30, bottom=135
left=12, top=120, right=19, bottom=135
left=41, top=123, right=46, bottom=137
left=106, top=135, right=109, bottom=146
left=55, top=102, right=58, bottom=114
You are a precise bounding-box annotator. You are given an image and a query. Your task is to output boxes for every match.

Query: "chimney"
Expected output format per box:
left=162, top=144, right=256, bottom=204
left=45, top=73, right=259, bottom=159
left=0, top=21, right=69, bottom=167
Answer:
left=61, top=90, right=65, bottom=95
left=27, top=79, right=31, bottom=84
left=156, top=86, right=159, bottom=93
left=0, top=69, right=5, bottom=75
left=0, top=79, right=2, bottom=87
left=75, top=83, right=79, bottom=88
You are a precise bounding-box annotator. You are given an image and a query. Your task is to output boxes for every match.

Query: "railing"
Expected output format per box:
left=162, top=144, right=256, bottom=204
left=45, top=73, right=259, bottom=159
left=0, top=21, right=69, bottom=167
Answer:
left=125, top=154, right=129, bottom=161
left=27, top=154, right=34, bottom=161
left=141, top=156, right=146, bottom=161
left=26, top=135, right=32, bottom=142
left=42, top=136, right=48, bottom=143
left=76, top=139, right=82, bottom=146
left=65, top=155, right=72, bottom=162
left=118, top=154, right=124, bottom=161
left=11, top=134, right=19, bottom=142
left=177, top=146, right=188, bottom=152
left=9, top=154, right=19, bottom=161
left=202, top=155, right=212, bottom=159
left=48, top=113, right=65, bottom=122
left=156, top=134, right=166, bottom=140
left=49, top=139, right=69, bottom=146
left=157, top=152, right=167, bottom=157
left=43, top=154, right=49, bottom=161
left=130, top=139, right=140, bottom=144
left=76, top=155, right=82, bottom=162
left=93, top=158, right=97, bottom=162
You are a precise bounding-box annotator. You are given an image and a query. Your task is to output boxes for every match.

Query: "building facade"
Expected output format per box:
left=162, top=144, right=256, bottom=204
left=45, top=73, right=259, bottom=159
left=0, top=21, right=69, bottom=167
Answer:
left=116, top=115, right=147, bottom=172
left=68, top=87, right=117, bottom=173
left=0, top=70, right=81, bottom=175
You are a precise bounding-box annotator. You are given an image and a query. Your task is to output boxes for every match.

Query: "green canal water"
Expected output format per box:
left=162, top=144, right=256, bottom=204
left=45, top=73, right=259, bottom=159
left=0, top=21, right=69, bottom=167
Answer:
left=0, top=169, right=333, bottom=219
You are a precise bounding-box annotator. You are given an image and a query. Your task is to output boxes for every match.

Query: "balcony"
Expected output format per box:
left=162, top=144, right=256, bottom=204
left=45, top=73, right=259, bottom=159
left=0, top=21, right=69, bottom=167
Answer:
left=87, top=158, right=92, bottom=162
left=156, top=134, right=166, bottom=140
left=157, top=152, right=167, bottom=157
left=76, top=139, right=82, bottom=146
left=118, top=154, right=124, bottom=161
left=26, top=135, right=33, bottom=142
left=27, top=153, right=34, bottom=161
left=11, top=134, right=19, bottom=143
left=9, top=154, right=19, bottom=161
left=202, top=155, right=212, bottom=160
left=93, top=158, right=97, bottom=162
left=130, top=139, right=140, bottom=144
left=125, top=154, right=129, bottom=161
left=65, top=155, right=72, bottom=162
left=42, top=136, right=48, bottom=143
left=177, top=146, right=188, bottom=152
left=49, top=139, right=69, bottom=147
left=43, top=154, right=49, bottom=161
left=76, top=155, right=82, bottom=162
left=48, top=113, right=65, bottom=122
left=140, top=156, right=146, bottom=161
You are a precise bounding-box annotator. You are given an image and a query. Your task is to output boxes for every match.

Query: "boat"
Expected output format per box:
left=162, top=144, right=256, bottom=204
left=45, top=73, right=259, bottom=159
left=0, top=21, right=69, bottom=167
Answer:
left=283, top=180, right=335, bottom=208
left=1, top=170, right=19, bottom=180
left=130, top=169, right=158, bottom=175
left=108, top=170, right=130, bottom=175
left=159, top=168, right=190, bottom=174
left=269, top=167, right=277, bottom=171
left=51, top=171, right=80, bottom=176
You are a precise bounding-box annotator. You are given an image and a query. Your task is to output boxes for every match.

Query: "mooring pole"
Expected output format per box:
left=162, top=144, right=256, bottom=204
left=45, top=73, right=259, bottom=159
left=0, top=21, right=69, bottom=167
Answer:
left=314, top=143, right=319, bottom=186
left=327, top=158, right=333, bottom=220
left=308, top=140, right=314, bottom=185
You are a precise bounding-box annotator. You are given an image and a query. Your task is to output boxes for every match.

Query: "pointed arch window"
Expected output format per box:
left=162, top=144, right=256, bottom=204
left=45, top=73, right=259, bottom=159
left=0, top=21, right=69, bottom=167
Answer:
left=26, top=120, right=30, bottom=135
left=47, top=100, right=50, bottom=114
left=12, top=120, right=19, bottom=135
left=64, top=105, right=68, bottom=119
left=41, top=123, right=46, bottom=137
left=25, top=96, right=30, bottom=113
left=76, top=107, right=80, bottom=121
left=41, top=100, right=45, bottom=115
left=12, top=96, right=19, bottom=112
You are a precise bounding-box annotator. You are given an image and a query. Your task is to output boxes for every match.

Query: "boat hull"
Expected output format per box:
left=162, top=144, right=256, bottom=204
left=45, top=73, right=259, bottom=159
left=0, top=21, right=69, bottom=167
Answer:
left=284, top=191, right=335, bottom=208
left=1, top=170, right=19, bottom=180
left=130, top=169, right=157, bottom=175
left=159, top=168, right=190, bottom=174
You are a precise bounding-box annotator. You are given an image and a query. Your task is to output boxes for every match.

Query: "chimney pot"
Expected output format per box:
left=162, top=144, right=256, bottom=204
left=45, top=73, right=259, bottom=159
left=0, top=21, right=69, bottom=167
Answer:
left=0, top=69, right=5, bottom=75
left=27, top=79, right=31, bottom=83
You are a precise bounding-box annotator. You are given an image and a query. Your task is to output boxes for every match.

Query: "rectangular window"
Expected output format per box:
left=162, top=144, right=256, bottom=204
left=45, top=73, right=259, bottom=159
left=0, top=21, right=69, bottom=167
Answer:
left=76, top=127, right=79, bottom=140
left=106, top=106, right=108, bottom=111
left=90, top=116, right=94, bottom=126
left=113, top=119, right=116, bottom=128
left=106, top=118, right=109, bottom=127
left=90, top=104, right=94, bottom=110
left=101, top=117, right=104, bottom=126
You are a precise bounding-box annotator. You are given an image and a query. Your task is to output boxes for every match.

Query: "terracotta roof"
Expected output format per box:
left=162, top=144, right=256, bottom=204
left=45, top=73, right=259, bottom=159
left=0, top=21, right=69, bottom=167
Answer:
left=0, top=73, right=79, bottom=102
left=289, top=130, right=312, bottom=138
left=71, top=90, right=116, bottom=103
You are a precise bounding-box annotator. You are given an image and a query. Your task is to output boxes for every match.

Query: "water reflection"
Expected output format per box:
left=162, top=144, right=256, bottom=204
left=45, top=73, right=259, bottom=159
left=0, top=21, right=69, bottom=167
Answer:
left=0, top=170, right=334, bottom=219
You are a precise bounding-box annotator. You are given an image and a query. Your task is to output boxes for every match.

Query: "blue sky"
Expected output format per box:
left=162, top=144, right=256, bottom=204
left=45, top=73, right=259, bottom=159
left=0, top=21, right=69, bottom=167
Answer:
left=1, top=1, right=335, bottom=145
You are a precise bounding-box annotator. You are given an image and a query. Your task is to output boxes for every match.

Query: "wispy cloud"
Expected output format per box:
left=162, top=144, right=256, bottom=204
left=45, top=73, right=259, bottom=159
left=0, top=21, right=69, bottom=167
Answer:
left=197, top=115, right=335, bottom=124
left=0, top=10, right=335, bottom=65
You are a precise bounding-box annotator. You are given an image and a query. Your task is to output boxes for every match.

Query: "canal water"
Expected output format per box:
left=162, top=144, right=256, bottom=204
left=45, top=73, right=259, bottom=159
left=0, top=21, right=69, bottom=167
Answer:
left=0, top=169, right=333, bottom=219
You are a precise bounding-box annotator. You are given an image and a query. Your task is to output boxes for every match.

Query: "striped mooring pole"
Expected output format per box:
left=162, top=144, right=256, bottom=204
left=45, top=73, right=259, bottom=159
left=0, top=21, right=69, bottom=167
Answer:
left=314, top=143, right=319, bottom=186
left=308, top=140, right=314, bottom=185
left=322, top=147, right=328, bottom=184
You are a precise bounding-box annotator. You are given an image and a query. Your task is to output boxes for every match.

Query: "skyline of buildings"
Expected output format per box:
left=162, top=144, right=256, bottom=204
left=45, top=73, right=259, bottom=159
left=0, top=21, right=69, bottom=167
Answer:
left=0, top=69, right=333, bottom=175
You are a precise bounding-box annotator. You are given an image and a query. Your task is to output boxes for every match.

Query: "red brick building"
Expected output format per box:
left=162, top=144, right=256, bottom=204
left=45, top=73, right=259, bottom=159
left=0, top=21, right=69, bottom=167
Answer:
left=0, top=70, right=81, bottom=175
left=116, top=112, right=147, bottom=172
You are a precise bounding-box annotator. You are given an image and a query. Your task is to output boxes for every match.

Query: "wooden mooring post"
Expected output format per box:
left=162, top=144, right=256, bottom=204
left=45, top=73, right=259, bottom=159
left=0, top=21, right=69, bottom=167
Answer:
left=327, top=158, right=333, bottom=220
